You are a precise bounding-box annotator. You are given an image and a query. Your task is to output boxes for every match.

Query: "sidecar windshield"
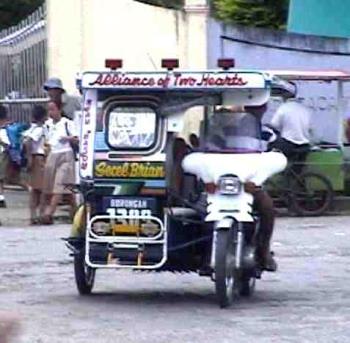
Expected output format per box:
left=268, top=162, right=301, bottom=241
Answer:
left=204, top=108, right=263, bottom=153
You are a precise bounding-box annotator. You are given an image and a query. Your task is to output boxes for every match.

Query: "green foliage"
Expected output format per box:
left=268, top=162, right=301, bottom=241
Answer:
left=213, top=0, right=289, bottom=29
left=0, top=0, right=44, bottom=30
left=135, top=0, right=184, bottom=9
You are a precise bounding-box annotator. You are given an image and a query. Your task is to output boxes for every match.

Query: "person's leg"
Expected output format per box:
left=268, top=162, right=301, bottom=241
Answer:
left=0, top=152, right=7, bottom=208
left=45, top=193, right=62, bottom=217
left=0, top=179, right=5, bottom=208
left=29, top=189, right=37, bottom=223
left=30, top=189, right=43, bottom=224
left=67, top=193, right=77, bottom=220
left=254, top=190, right=277, bottom=271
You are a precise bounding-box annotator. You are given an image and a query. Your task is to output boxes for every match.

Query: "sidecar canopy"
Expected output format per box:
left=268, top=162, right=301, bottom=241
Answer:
left=80, top=69, right=295, bottom=108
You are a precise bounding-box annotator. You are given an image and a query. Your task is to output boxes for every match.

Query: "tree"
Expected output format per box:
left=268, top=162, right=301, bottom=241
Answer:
left=0, top=0, right=44, bottom=30
left=213, top=0, right=289, bottom=29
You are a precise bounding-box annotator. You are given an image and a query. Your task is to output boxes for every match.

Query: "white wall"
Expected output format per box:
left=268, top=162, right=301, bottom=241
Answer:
left=47, top=0, right=209, bottom=94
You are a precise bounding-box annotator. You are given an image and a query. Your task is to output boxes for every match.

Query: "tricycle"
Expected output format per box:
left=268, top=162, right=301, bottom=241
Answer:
left=66, top=59, right=294, bottom=307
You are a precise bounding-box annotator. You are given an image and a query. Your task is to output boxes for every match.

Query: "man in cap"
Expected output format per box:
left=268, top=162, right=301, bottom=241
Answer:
left=43, top=77, right=81, bottom=120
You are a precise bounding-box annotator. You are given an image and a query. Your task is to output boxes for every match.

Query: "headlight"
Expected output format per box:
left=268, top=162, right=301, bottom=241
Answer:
left=218, top=176, right=241, bottom=195
left=92, top=221, right=111, bottom=235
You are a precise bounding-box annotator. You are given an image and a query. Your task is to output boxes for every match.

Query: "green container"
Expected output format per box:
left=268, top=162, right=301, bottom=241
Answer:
left=265, top=149, right=344, bottom=194
left=304, top=149, right=344, bottom=192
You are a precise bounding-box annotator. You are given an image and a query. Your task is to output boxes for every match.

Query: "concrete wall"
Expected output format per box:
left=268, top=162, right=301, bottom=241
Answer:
left=209, top=21, right=350, bottom=144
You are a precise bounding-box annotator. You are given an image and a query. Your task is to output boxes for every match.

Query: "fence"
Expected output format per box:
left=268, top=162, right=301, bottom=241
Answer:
left=0, top=5, right=47, bottom=122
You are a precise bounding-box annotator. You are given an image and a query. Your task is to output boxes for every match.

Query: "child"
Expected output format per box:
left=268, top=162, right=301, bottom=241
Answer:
left=41, top=100, right=78, bottom=224
left=23, top=105, right=47, bottom=224
left=0, top=105, right=10, bottom=210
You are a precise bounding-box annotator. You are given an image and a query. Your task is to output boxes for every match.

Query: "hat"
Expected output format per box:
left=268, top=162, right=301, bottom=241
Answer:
left=43, top=77, right=65, bottom=92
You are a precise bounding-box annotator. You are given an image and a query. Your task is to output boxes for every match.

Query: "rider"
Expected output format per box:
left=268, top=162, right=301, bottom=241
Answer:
left=209, top=104, right=277, bottom=271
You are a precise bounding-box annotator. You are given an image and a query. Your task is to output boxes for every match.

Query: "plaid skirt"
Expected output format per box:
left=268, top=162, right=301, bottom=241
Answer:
left=43, top=151, right=75, bottom=195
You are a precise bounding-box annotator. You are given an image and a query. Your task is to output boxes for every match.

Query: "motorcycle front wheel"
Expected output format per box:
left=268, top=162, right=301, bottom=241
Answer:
left=215, top=229, right=238, bottom=308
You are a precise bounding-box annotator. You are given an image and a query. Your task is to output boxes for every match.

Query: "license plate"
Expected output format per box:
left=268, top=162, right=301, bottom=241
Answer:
left=102, top=196, right=156, bottom=212
left=103, top=197, right=159, bottom=236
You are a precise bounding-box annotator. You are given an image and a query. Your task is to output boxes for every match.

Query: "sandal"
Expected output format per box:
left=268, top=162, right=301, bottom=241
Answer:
left=40, top=215, right=54, bottom=225
left=30, top=218, right=40, bottom=225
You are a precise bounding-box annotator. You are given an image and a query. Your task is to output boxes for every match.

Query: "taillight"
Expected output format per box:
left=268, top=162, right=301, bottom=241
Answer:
left=161, top=58, right=179, bottom=70
left=92, top=221, right=111, bottom=235
left=105, top=59, right=123, bottom=70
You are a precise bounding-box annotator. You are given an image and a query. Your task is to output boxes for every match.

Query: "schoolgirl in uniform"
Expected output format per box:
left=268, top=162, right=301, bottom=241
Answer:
left=41, top=100, right=78, bottom=224
left=23, top=105, right=47, bottom=224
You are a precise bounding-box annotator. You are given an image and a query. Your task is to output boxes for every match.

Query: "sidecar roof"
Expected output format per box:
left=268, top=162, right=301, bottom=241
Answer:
left=266, top=69, right=350, bottom=82
left=81, top=69, right=295, bottom=106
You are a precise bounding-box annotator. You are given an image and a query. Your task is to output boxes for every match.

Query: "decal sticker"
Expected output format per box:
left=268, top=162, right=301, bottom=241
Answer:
left=94, top=161, right=165, bottom=179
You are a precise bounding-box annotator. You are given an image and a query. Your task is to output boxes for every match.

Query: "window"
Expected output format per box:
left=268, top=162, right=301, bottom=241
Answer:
left=106, top=106, right=157, bottom=150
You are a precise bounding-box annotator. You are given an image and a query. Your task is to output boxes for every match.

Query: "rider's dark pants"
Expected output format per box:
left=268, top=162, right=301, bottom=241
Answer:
left=269, top=137, right=309, bottom=174
left=253, top=190, right=275, bottom=261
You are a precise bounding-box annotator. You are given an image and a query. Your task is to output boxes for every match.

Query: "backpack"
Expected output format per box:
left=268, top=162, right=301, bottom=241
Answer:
left=5, top=122, right=30, bottom=167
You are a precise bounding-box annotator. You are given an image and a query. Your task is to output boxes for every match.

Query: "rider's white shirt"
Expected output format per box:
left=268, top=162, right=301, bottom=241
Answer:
left=270, top=100, right=312, bottom=145
left=208, top=111, right=263, bottom=151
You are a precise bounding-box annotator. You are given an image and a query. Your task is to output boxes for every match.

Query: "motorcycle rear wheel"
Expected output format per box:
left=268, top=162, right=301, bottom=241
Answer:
left=215, top=229, right=238, bottom=308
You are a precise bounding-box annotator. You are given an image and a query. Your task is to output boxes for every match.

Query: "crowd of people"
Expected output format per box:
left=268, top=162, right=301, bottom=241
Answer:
left=0, top=78, right=80, bottom=226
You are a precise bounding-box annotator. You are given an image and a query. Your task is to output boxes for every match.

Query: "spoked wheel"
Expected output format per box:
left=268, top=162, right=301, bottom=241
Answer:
left=291, top=172, right=333, bottom=216
left=74, top=250, right=96, bottom=295
left=215, top=229, right=239, bottom=308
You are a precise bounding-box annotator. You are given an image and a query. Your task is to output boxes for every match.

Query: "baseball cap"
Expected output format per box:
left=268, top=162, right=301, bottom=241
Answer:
left=43, top=77, right=65, bottom=92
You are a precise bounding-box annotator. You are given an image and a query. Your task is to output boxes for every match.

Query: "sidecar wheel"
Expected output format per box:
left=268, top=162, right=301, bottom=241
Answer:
left=215, top=229, right=237, bottom=308
left=74, top=250, right=95, bottom=295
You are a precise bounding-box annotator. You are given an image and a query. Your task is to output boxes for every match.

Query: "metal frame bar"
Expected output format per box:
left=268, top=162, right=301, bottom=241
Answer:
left=85, top=214, right=168, bottom=270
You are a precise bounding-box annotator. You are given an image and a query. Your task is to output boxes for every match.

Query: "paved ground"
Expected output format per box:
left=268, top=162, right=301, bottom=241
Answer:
left=1, top=190, right=350, bottom=342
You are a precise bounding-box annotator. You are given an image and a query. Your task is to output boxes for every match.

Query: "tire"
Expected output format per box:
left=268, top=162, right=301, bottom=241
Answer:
left=74, top=250, right=95, bottom=295
left=291, top=172, right=333, bottom=216
left=215, top=229, right=238, bottom=308
left=239, top=272, right=256, bottom=297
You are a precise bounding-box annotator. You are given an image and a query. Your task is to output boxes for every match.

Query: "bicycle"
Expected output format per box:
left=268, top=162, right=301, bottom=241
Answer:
left=265, top=160, right=334, bottom=216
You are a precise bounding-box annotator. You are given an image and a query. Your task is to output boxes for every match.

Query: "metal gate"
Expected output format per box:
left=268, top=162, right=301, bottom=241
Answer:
left=0, top=5, right=47, bottom=122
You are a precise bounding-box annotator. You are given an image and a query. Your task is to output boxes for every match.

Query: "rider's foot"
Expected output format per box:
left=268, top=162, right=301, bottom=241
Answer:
left=198, top=265, right=212, bottom=276
left=262, top=252, right=277, bottom=272
left=0, top=195, right=6, bottom=208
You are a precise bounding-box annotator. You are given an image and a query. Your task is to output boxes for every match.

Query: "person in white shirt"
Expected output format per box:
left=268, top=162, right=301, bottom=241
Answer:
left=41, top=100, right=79, bottom=224
left=268, top=97, right=312, bottom=159
left=23, top=106, right=47, bottom=224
